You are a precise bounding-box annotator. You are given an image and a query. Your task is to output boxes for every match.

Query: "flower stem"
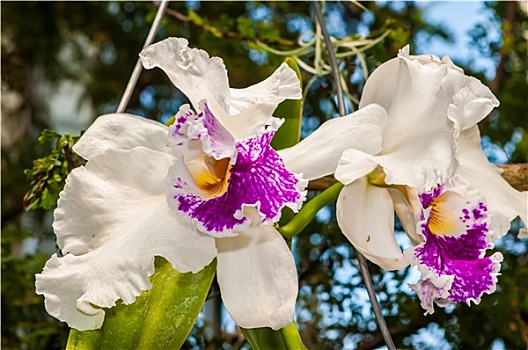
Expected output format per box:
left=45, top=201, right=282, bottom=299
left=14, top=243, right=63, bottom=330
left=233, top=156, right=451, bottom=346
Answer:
left=279, top=182, right=343, bottom=239
left=312, top=2, right=396, bottom=349
left=241, top=322, right=306, bottom=350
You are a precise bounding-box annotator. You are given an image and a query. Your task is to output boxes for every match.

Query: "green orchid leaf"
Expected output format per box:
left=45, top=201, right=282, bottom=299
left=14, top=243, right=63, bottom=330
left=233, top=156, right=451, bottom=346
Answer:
left=66, top=257, right=216, bottom=350
left=241, top=322, right=306, bottom=350
left=271, top=57, right=303, bottom=151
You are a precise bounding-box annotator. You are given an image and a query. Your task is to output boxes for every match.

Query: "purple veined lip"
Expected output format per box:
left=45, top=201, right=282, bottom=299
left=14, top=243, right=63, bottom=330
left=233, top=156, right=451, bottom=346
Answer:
left=408, top=178, right=502, bottom=312
left=166, top=101, right=307, bottom=237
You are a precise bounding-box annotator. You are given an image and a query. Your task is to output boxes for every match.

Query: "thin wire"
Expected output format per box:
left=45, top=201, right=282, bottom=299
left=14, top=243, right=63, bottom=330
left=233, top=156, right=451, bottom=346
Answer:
left=312, top=1, right=345, bottom=116
left=116, top=0, right=170, bottom=113
left=312, top=2, right=396, bottom=349
left=357, top=253, right=396, bottom=350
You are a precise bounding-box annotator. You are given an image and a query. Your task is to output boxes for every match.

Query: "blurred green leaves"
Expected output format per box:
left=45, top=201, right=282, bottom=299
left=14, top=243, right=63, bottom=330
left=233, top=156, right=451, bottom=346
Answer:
left=23, top=130, right=82, bottom=211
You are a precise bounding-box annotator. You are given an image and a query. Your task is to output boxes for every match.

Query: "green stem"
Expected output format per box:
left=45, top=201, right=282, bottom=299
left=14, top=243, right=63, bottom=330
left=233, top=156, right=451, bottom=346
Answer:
left=279, top=322, right=307, bottom=350
left=279, top=182, right=344, bottom=239
left=241, top=322, right=306, bottom=350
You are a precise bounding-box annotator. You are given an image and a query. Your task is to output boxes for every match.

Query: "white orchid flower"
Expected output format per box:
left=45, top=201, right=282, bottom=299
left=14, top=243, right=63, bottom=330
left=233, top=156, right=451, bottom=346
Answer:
left=36, top=37, right=310, bottom=332
left=401, top=124, right=527, bottom=313
left=282, top=46, right=527, bottom=312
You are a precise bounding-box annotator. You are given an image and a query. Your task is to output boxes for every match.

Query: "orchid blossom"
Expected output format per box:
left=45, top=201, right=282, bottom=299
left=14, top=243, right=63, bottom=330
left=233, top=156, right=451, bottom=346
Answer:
left=281, top=46, right=527, bottom=312
left=35, top=37, right=309, bottom=332
left=35, top=37, right=394, bottom=332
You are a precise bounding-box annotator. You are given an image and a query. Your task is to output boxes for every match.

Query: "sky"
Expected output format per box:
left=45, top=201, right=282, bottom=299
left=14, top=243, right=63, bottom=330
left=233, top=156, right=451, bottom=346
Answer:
left=415, top=1, right=500, bottom=80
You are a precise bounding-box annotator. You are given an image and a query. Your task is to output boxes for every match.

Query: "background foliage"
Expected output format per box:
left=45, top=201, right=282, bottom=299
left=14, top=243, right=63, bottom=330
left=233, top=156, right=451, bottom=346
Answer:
left=2, top=1, right=526, bottom=349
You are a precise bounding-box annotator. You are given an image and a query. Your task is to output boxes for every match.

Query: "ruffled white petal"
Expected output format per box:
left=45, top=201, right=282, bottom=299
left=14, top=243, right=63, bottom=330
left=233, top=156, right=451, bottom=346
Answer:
left=446, top=75, right=499, bottom=133
left=336, top=177, right=408, bottom=270
left=278, top=103, right=387, bottom=181
left=73, top=113, right=171, bottom=160
left=359, top=46, right=498, bottom=191
left=457, top=126, right=528, bottom=240
left=335, top=149, right=379, bottom=185
left=169, top=102, right=236, bottom=162
left=228, top=62, right=301, bottom=119
left=140, top=37, right=231, bottom=119
left=140, top=38, right=301, bottom=140
left=36, top=147, right=217, bottom=330
left=375, top=136, right=456, bottom=191
left=215, top=105, right=283, bottom=141
left=335, top=136, right=455, bottom=193
left=216, top=225, right=298, bottom=330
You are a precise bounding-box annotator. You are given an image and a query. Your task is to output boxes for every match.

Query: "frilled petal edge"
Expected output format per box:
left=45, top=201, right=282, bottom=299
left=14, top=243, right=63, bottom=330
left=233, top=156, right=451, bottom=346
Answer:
left=376, top=134, right=457, bottom=192
left=167, top=131, right=307, bottom=237
left=404, top=175, right=502, bottom=314
left=229, top=62, right=302, bottom=115
left=358, top=46, right=498, bottom=191
left=140, top=37, right=231, bottom=119
left=36, top=147, right=217, bottom=330
left=216, top=225, right=298, bottom=330
left=457, top=126, right=528, bottom=240
left=73, top=113, right=171, bottom=161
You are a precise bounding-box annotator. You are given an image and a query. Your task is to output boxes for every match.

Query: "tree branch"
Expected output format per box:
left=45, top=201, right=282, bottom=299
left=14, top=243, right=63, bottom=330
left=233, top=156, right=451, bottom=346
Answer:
left=156, top=2, right=296, bottom=47
left=308, top=163, right=528, bottom=191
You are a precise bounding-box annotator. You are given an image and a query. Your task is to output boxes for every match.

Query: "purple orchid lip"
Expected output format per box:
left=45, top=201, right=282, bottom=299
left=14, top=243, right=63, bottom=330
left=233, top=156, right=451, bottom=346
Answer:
left=406, top=177, right=502, bottom=314
left=166, top=101, right=307, bottom=237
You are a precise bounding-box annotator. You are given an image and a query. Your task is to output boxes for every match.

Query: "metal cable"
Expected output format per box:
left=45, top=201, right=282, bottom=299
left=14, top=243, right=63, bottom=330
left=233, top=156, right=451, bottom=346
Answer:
left=116, top=0, right=169, bottom=113
left=313, top=1, right=345, bottom=116
left=313, top=2, right=396, bottom=349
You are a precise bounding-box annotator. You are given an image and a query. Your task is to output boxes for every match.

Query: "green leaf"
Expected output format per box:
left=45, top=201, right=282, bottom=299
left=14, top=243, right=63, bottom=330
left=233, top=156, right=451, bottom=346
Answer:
left=24, top=129, right=82, bottom=211
left=270, top=57, right=303, bottom=151
left=66, top=257, right=217, bottom=350
left=241, top=322, right=307, bottom=350
left=237, top=17, right=257, bottom=38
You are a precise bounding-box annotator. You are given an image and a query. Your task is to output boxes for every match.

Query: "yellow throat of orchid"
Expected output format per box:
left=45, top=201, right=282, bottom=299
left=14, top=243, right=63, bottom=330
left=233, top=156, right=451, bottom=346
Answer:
left=366, top=166, right=465, bottom=238
left=187, top=155, right=231, bottom=197
left=426, top=191, right=466, bottom=237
